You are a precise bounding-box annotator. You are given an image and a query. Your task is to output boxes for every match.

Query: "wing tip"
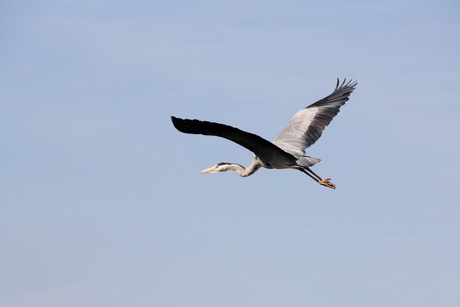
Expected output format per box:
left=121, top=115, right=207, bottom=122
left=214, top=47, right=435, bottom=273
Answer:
left=171, top=115, right=191, bottom=133
left=336, top=78, right=358, bottom=90
left=171, top=115, right=179, bottom=126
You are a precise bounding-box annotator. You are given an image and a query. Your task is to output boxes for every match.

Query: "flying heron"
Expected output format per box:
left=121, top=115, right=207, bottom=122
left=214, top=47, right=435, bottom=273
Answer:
left=171, top=78, right=357, bottom=189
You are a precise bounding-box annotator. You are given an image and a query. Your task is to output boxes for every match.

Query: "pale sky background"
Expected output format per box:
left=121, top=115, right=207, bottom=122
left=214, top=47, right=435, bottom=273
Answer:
left=1, top=1, right=460, bottom=306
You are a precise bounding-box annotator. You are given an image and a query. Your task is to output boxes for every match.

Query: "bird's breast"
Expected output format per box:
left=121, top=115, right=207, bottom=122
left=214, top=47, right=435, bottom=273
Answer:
left=262, top=160, right=293, bottom=169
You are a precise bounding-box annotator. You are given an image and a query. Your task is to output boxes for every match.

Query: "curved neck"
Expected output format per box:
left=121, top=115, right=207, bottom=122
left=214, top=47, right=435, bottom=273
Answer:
left=227, top=158, right=262, bottom=177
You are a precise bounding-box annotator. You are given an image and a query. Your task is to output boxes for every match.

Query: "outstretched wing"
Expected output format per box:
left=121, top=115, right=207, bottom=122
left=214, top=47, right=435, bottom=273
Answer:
left=273, top=79, right=357, bottom=158
left=171, top=116, right=296, bottom=165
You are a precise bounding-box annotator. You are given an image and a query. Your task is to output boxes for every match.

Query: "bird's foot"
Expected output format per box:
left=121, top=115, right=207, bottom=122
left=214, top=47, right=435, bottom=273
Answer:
left=319, top=178, right=336, bottom=189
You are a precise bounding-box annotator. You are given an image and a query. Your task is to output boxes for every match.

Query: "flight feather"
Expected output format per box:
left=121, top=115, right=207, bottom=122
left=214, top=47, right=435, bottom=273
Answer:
left=273, top=79, right=357, bottom=158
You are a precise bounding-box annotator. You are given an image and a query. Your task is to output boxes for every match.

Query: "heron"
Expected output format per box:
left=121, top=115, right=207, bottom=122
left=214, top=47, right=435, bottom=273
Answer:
left=171, top=78, right=357, bottom=189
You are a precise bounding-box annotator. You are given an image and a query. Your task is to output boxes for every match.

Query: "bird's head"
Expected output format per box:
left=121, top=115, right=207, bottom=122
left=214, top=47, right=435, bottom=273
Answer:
left=200, top=162, right=233, bottom=174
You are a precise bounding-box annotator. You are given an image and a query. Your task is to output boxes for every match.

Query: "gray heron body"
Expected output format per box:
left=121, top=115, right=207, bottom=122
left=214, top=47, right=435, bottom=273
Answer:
left=171, top=78, right=357, bottom=189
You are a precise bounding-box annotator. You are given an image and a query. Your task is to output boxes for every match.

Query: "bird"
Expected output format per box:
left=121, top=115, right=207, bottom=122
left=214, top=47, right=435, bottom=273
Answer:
left=171, top=78, right=357, bottom=189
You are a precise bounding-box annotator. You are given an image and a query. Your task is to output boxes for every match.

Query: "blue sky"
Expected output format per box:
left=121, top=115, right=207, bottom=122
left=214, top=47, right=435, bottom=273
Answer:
left=1, top=1, right=459, bottom=306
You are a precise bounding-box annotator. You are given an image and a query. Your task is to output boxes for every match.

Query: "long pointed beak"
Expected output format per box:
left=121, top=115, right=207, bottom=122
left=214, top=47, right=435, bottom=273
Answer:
left=200, top=166, right=215, bottom=174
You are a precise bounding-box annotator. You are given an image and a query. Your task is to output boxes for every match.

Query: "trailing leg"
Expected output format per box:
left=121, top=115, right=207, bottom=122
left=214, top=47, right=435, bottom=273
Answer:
left=297, top=167, right=336, bottom=189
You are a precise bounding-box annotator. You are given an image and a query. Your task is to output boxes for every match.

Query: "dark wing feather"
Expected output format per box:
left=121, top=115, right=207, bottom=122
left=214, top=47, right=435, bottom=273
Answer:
left=273, top=79, right=357, bottom=157
left=171, top=116, right=295, bottom=165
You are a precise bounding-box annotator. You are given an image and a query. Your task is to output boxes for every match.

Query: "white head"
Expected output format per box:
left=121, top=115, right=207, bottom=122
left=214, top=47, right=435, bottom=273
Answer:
left=199, top=161, right=261, bottom=177
left=200, top=162, right=237, bottom=174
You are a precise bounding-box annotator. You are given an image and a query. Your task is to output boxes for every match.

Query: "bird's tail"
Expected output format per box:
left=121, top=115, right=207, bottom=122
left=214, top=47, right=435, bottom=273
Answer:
left=297, top=156, right=321, bottom=167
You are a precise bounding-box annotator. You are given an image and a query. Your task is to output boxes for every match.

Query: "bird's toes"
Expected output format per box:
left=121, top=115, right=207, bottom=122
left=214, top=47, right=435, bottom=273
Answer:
left=319, top=178, right=336, bottom=189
